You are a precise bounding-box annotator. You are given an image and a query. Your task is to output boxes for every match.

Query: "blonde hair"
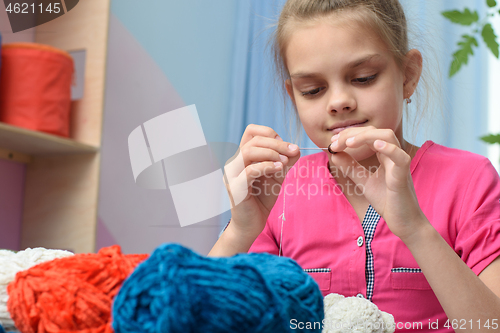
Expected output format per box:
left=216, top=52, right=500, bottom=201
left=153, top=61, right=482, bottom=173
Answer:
left=271, top=0, right=434, bottom=144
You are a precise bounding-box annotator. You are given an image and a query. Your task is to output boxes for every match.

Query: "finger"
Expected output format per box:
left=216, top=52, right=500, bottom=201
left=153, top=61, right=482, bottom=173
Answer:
left=373, top=140, right=411, bottom=180
left=330, top=126, right=401, bottom=153
left=238, top=148, right=300, bottom=190
left=227, top=160, right=283, bottom=195
left=245, top=136, right=300, bottom=159
left=240, top=124, right=281, bottom=147
left=343, top=129, right=400, bottom=151
left=226, top=161, right=284, bottom=207
left=224, top=137, right=299, bottom=179
left=224, top=148, right=246, bottom=179
left=329, top=126, right=376, bottom=153
left=330, top=125, right=376, bottom=142
left=241, top=147, right=288, bottom=166
left=329, top=151, right=373, bottom=188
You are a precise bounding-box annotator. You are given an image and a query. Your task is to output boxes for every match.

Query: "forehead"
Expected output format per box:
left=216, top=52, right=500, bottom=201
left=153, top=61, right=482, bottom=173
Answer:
left=284, top=17, right=392, bottom=73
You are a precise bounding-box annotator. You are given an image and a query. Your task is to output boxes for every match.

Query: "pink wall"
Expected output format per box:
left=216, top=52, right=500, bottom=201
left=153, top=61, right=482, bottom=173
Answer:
left=0, top=159, right=25, bottom=251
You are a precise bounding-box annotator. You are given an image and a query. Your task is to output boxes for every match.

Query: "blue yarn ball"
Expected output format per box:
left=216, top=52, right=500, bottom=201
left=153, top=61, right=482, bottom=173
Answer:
left=0, top=324, right=15, bottom=333
left=112, top=243, right=324, bottom=333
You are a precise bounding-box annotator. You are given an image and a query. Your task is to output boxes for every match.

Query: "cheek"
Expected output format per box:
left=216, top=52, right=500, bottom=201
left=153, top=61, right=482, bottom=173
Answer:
left=364, top=84, right=403, bottom=121
left=296, top=105, right=327, bottom=145
left=296, top=102, right=321, bottom=128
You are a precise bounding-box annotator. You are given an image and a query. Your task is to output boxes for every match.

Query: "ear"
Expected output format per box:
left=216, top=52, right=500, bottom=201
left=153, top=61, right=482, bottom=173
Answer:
left=403, top=49, right=423, bottom=99
left=285, top=79, right=297, bottom=105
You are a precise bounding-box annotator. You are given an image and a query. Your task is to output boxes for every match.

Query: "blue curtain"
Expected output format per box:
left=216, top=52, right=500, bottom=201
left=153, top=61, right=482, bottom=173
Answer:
left=226, top=0, right=316, bottom=151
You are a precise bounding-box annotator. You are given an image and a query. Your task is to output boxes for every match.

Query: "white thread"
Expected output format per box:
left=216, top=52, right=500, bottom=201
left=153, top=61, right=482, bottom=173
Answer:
left=279, top=179, right=286, bottom=257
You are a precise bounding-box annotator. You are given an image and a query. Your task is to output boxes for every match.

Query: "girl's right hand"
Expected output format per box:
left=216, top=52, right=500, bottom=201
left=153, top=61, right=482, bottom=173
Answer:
left=223, top=124, right=301, bottom=242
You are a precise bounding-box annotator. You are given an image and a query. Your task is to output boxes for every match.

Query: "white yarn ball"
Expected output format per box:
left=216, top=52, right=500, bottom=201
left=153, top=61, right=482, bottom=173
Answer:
left=322, top=293, right=395, bottom=333
left=0, top=248, right=73, bottom=331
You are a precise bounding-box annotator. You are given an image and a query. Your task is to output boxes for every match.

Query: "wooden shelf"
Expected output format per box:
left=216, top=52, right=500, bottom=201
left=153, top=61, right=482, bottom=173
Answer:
left=18, top=0, right=111, bottom=254
left=0, top=122, right=98, bottom=156
left=0, top=0, right=110, bottom=253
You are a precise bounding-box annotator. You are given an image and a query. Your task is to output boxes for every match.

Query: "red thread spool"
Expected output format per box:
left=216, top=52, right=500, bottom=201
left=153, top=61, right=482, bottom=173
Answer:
left=0, top=43, right=74, bottom=137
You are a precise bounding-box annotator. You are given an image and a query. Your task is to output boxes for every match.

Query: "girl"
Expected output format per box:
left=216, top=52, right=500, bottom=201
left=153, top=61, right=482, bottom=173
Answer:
left=209, top=0, right=500, bottom=331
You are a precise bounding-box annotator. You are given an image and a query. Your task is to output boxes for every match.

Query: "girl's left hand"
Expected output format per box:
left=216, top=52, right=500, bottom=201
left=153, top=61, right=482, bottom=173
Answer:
left=329, top=126, right=428, bottom=242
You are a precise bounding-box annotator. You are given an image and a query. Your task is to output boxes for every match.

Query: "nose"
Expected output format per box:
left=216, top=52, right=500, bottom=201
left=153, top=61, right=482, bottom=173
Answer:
left=327, top=85, right=356, bottom=114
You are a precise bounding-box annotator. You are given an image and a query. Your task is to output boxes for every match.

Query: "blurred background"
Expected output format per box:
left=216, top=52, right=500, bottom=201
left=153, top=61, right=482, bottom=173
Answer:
left=0, top=0, right=498, bottom=255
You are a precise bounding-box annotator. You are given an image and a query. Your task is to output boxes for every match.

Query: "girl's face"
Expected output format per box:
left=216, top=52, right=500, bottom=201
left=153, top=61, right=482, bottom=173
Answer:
left=285, top=18, right=411, bottom=162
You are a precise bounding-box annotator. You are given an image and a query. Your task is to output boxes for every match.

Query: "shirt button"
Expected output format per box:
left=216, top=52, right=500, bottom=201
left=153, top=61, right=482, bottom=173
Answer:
left=356, top=293, right=365, bottom=298
left=357, top=236, right=364, bottom=247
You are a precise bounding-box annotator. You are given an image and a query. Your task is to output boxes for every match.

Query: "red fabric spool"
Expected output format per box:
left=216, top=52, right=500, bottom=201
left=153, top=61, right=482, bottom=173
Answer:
left=0, top=43, right=74, bottom=137
left=7, top=245, right=148, bottom=333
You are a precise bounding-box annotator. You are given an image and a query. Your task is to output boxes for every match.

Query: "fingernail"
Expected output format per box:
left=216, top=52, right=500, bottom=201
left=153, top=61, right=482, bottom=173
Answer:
left=331, top=134, right=339, bottom=142
left=288, top=144, right=298, bottom=151
left=375, top=140, right=386, bottom=149
left=275, top=135, right=283, bottom=141
left=274, top=161, right=283, bottom=168
left=279, top=154, right=287, bottom=163
left=331, top=140, right=338, bottom=149
left=346, top=137, right=355, bottom=144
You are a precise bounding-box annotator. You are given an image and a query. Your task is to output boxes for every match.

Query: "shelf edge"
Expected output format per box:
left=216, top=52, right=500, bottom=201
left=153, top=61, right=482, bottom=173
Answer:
left=0, top=147, right=32, bottom=164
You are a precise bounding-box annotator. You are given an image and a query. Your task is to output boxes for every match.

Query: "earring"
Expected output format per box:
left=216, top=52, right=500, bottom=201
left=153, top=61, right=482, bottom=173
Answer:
left=406, top=97, right=412, bottom=104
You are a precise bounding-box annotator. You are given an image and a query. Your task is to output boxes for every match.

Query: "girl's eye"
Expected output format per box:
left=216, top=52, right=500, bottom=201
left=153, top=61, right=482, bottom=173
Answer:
left=301, top=87, right=324, bottom=96
left=353, top=74, right=377, bottom=84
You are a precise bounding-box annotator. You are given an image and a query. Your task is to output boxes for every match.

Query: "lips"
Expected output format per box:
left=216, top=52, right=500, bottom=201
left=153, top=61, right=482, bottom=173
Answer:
left=328, top=120, right=368, bottom=135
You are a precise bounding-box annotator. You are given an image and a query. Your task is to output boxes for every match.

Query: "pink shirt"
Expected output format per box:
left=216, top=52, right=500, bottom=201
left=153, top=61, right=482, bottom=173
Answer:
left=249, top=141, right=500, bottom=332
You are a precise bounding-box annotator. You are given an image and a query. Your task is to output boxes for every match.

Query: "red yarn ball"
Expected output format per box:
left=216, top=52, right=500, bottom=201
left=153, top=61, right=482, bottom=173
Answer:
left=7, top=245, right=148, bottom=333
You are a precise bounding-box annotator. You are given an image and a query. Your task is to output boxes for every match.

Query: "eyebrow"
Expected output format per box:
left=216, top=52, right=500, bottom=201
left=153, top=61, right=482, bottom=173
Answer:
left=290, top=54, right=382, bottom=79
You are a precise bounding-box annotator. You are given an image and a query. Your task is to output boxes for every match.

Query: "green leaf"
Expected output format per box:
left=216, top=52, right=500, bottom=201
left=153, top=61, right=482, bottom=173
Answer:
left=442, top=8, right=479, bottom=25
left=482, top=23, right=500, bottom=58
left=449, top=35, right=478, bottom=77
left=480, top=134, right=500, bottom=144
left=487, top=0, right=497, bottom=7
